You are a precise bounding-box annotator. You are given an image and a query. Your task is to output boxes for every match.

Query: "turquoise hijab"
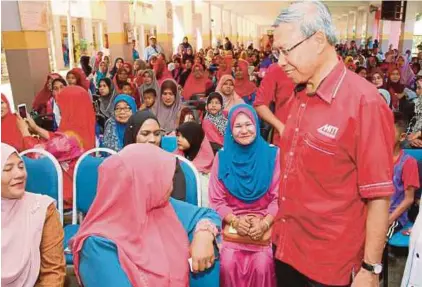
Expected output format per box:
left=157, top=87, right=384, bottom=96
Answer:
left=218, top=104, right=278, bottom=203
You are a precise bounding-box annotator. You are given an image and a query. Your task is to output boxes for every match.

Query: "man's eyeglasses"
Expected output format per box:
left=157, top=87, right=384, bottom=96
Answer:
left=277, top=32, right=317, bottom=57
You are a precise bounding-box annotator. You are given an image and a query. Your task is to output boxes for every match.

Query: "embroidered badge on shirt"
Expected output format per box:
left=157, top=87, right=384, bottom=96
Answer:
left=317, top=124, right=339, bottom=139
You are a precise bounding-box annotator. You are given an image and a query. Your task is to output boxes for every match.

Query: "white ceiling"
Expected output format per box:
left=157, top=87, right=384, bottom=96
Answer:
left=210, top=0, right=381, bottom=26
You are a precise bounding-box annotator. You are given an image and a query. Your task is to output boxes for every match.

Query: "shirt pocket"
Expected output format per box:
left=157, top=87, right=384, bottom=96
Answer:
left=301, top=132, right=338, bottom=178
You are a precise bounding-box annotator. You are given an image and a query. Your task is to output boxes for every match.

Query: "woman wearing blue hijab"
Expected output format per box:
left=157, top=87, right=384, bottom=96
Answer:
left=102, top=94, right=137, bottom=151
left=209, top=104, right=280, bottom=287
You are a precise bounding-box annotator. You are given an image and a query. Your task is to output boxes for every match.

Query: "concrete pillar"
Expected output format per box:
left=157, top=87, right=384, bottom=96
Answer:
left=1, top=0, right=51, bottom=108
left=98, top=21, right=104, bottom=50
left=355, top=9, right=364, bottom=46
left=106, top=1, right=131, bottom=62
left=52, top=15, right=65, bottom=70
left=182, top=0, right=194, bottom=49
left=379, top=20, right=391, bottom=53
left=366, top=6, right=375, bottom=41
left=154, top=0, right=173, bottom=59
left=80, top=18, right=94, bottom=55
left=211, top=5, right=222, bottom=46
left=222, top=10, right=231, bottom=40
left=347, top=11, right=357, bottom=41
left=399, top=1, right=419, bottom=54
left=231, top=13, right=238, bottom=45
left=197, top=1, right=211, bottom=49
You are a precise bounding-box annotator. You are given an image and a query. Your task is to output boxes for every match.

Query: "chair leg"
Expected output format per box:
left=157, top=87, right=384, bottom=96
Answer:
left=383, top=246, right=388, bottom=287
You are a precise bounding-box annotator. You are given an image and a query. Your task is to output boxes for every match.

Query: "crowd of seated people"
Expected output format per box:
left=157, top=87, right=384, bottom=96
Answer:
left=2, top=33, right=422, bottom=287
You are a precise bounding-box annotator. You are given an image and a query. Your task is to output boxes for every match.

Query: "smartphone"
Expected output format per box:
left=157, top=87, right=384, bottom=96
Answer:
left=17, top=104, right=27, bottom=118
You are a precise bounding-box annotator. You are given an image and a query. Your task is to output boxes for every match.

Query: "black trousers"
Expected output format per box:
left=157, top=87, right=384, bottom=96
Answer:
left=273, top=246, right=351, bottom=287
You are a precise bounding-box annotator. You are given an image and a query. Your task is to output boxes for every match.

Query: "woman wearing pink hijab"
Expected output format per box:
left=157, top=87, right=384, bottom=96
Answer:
left=71, top=143, right=221, bottom=287
left=216, top=74, right=244, bottom=117
left=1, top=143, right=65, bottom=287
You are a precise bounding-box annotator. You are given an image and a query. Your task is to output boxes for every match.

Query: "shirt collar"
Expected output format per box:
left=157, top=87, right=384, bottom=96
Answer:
left=315, top=57, right=347, bottom=104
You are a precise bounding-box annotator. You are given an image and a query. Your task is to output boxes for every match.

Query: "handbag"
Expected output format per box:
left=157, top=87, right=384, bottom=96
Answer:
left=223, top=214, right=272, bottom=246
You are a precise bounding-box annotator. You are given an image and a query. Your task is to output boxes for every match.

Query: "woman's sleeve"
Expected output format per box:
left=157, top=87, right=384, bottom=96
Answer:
left=102, top=119, right=114, bottom=150
left=170, top=198, right=221, bottom=243
left=202, top=120, right=223, bottom=146
left=208, top=155, right=233, bottom=219
left=171, top=159, right=187, bottom=201
left=79, top=237, right=132, bottom=287
left=35, top=204, right=66, bottom=287
left=266, top=149, right=280, bottom=217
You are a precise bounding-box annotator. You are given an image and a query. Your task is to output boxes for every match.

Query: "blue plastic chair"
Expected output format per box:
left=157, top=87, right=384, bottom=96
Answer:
left=20, top=149, right=64, bottom=224
left=64, top=148, right=116, bottom=265
left=388, top=222, right=414, bottom=247
left=175, top=155, right=202, bottom=206
left=404, top=149, right=422, bottom=161
left=161, top=136, right=177, bottom=153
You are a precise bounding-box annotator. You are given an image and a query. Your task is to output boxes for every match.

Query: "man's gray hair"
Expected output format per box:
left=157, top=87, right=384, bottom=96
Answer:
left=273, top=1, right=337, bottom=45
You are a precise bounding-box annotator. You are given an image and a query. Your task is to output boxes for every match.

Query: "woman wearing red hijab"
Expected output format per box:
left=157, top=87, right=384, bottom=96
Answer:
left=182, top=64, right=212, bottom=100
left=66, top=68, right=90, bottom=91
left=32, top=73, right=64, bottom=114
left=16, top=86, right=96, bottom=209
left=153, top=58, right=173, bottom=86
left=234, top=59, right=257, bottom=105
left=122, top=62, right=134, bottom=82
left=1, top=94, right=24, bottom=151
left=113, top=67, right=141, bottom=107
left=216, top=56, right=233, bottom=80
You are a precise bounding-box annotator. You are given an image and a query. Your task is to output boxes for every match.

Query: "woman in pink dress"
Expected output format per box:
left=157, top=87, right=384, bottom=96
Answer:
left=209, top=104, right=280, bottom=287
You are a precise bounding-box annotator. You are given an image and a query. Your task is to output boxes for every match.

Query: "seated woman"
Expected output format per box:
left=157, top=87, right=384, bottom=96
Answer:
left=47, top=78, right=68, bottom=131
left=154, top=79, right=183, bottom=133
left=153, top=58, right=173, bottom=86
left=216, top=75, right=244, bottom=117
left=124, top=110, right=186, bottom=201
left=209, top=104, right=279, bottom=287
left=176, top=122, right=214, bottom=207
left=96, top=78, right=116, bottom=121
left=32, top=73, right=64, bottom=114
left=202, top=92, right=228, bottom=154
left=387, top=67, right=415, bottom=124
left=112, top=67, right=140, bottom=107
left=182, top=64, right=211, bottom=100
left=2, top=94, right=25, bottom=151
left=234, top=59, right=257, bottom=105
left=16, top=86, right=96, bottom=209
left=102, top=95, right=137, bottom=152
left=66, top=68, right=91, bottom=93
left=71, top=144, right=221, bottom=287
left=1, top=143, right=66, bottom=286
left=137, top=69, right=159, bottom=103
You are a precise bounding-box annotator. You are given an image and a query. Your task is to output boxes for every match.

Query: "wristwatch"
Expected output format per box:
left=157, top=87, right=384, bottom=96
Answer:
left=361, top=261, right=383, bottom=275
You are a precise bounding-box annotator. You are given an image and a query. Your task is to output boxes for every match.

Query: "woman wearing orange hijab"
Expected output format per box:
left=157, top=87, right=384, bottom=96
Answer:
left=16, top=86, right=96, bottom=209
left=1, top=94, right=24, bottom=151
left=216, top=56, right=233, bottom=80
left=153, top=58, right=173, bottom=86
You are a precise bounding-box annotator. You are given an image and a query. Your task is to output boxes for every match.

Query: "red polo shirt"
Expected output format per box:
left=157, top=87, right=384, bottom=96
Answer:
left=254, top=64, right=295, bottom=146
left=272, top=59, right=395, bottom=285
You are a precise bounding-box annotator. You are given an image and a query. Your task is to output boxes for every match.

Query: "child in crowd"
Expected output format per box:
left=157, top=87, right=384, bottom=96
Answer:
left=202, top=92, right=227, bottom=154
left=121, top=82, right=133, bottom=97
left=388, top=112, right=420, bottom=238
left=139, top=88, right=156, bottom=110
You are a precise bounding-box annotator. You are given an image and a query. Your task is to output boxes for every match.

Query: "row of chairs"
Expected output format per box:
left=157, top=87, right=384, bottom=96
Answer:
left=20, top=144, right=203, bottom=265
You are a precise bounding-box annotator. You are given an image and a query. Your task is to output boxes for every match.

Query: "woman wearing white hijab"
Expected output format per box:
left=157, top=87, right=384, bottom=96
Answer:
left=1, top=143, right=65, bottom=287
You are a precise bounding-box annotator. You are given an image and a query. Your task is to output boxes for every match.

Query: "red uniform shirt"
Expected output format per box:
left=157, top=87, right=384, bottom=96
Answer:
left=254, top=63, right=294, bottom=146
left=272, top=59, right=395, bottom=285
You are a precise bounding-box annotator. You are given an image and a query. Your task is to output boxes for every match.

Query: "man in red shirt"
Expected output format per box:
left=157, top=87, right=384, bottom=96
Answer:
left=271, top=2, right=394, bottom=287
left=254, top=63, right=294, bottom=146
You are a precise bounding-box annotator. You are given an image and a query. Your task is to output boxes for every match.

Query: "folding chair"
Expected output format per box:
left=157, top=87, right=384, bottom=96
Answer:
left=175, top=155, right=202, bottom=206
left=20, top=149, right=64, bottom=225
left=64, top=148, right=116, bottom=265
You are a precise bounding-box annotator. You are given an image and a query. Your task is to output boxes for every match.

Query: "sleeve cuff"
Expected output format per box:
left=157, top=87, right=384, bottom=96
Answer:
left=359, top=182, right=394, bottom=199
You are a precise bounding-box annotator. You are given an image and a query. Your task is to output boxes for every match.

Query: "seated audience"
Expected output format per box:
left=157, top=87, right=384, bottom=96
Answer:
left=202, top=92, right=227, bottom=153
left=16, top=86, right=96, bottom=209
left=387, top=113, right=419, bottom=239
left=397, top=54, right=415, bottom=87
left=124, top=110, right=186, bottom=201
left=94, top=61, right=109, bottom=88
left=109, top=57, right=124, bottom=80
left=102, top=95, right=137, bottom=152
left=154, top=79, right=183, bottom=133
left=209, top=104, right=279, bottom=287
left=67, top=68, right=91, bottom=93
left=71, top=144, right=221, bottom=286
left=2, top=94, right=24, bottom=151
left=47, top=78, right=68, bottom=131
left=1, top=143, right=66, bottom=286
left=153, top=58, right=173, bottom=86
left=176, top=122, right=214, bottom=206
left=179, top=59, right=193, bottom=88
left=355, top=66, right=368, bottom=79
left=96, top=78, right=116, bottom=120
left=137, top=69, right=159, bottom=103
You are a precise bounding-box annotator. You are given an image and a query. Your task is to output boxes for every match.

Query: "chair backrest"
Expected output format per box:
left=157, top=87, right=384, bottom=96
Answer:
left=72, top=148, right=117, bottom=224
left=20, top=149, right=64, bottom=224
left=161, top=136, right=177, bottom=153
left=404, top=149, right=422, bottom=200
left=404, top=149, right=422, bottom=161
left=175, top=155, right=202, bottom=206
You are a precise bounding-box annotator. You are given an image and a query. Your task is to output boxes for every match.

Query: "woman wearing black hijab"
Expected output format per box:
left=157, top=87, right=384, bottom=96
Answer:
left=109, top=57, right=124, bottom=79
left=124, top=110, right=186, bottom=201
left=80, top=55, right=93, bottom=77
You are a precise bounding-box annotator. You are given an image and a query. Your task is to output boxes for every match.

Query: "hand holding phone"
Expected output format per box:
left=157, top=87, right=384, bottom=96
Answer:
left=17, top=104, right=27, bottom=119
